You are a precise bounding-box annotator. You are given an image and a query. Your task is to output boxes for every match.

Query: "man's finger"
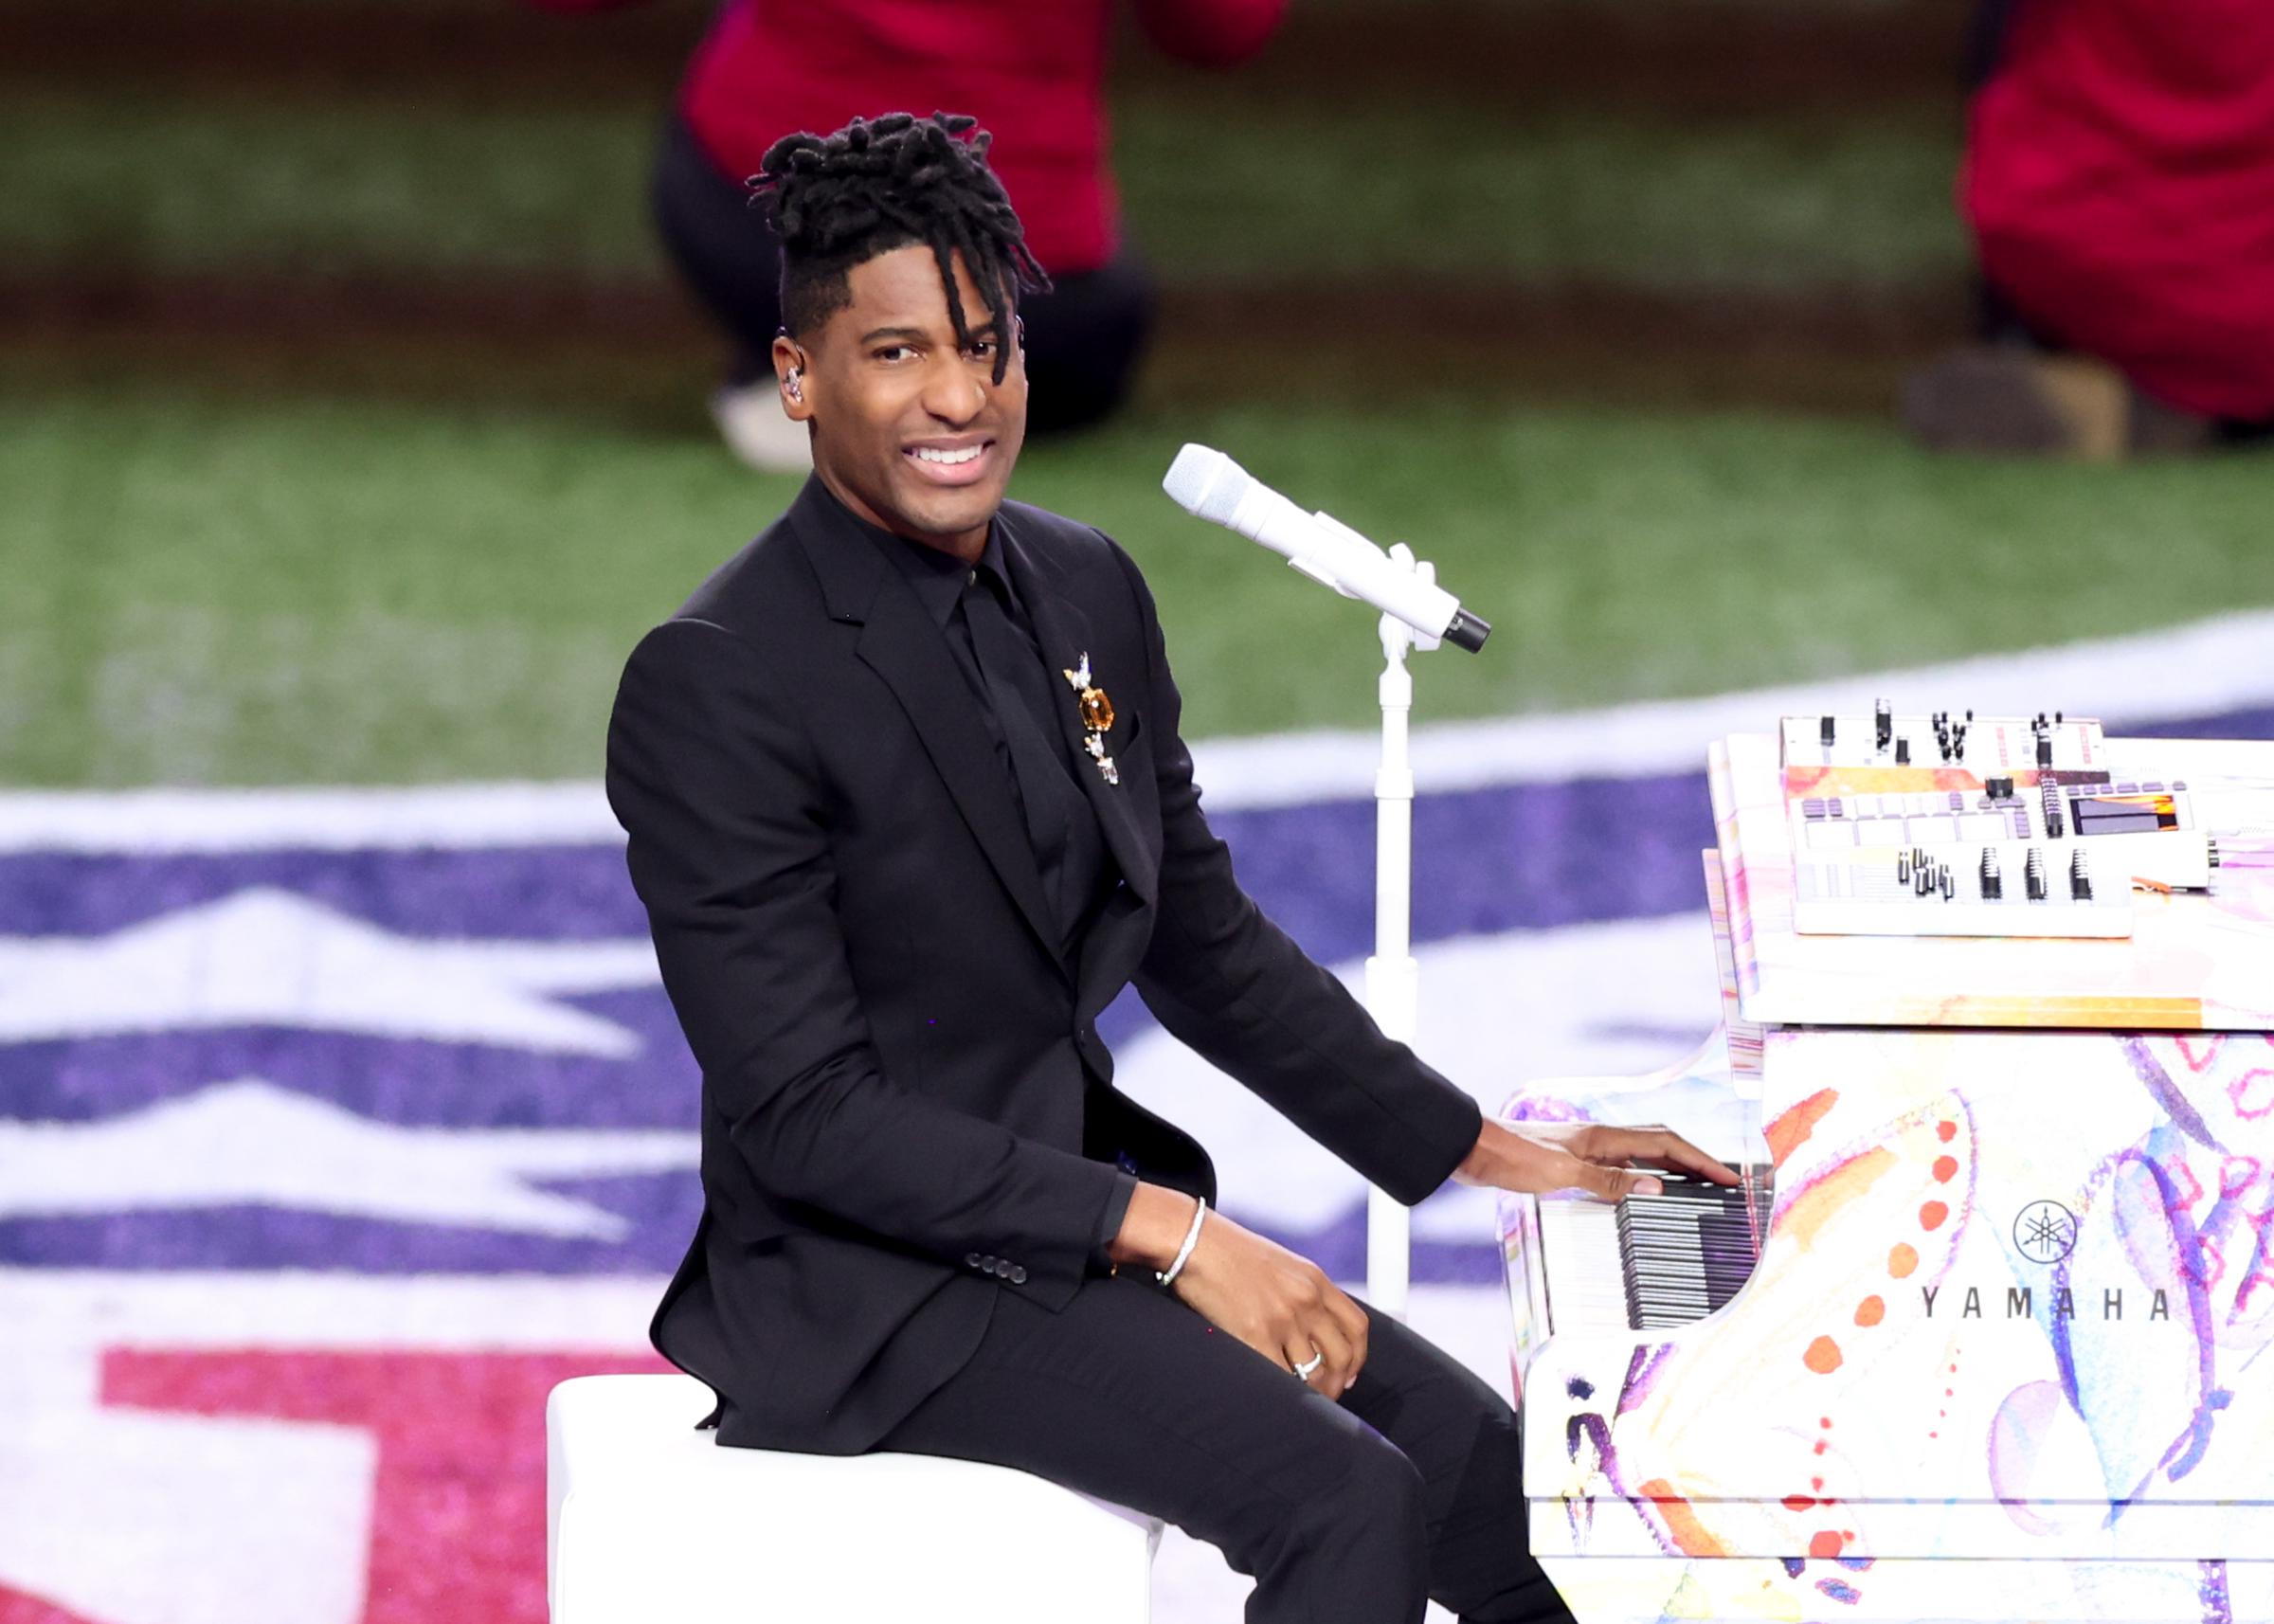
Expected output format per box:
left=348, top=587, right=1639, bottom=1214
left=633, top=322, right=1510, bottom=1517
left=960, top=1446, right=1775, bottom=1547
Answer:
left=1568, top=1153, right=1662, bottom=1202
left=1322, top=1288, right=1369, bottom=1384
left=1633, top=1129, right=1742, bottom=1185
left=1578, top=1128, right=1741, bottom=1187
left=1294, top=1312, right=1356, bottom=1393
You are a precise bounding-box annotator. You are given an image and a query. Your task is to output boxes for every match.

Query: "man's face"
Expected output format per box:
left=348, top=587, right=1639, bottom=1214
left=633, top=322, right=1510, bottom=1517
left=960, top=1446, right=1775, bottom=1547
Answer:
left=777, top=244, right=1026, bottom=560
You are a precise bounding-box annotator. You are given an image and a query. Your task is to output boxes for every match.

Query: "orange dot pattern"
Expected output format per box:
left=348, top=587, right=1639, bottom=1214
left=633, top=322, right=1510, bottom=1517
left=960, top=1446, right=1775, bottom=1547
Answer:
left=1791, top=1114, right=1963, bottom=1565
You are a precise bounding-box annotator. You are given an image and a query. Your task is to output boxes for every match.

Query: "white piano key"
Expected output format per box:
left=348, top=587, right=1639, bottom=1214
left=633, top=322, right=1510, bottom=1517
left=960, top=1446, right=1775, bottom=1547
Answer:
left=1537, top=1198, right=1628, bottom=1337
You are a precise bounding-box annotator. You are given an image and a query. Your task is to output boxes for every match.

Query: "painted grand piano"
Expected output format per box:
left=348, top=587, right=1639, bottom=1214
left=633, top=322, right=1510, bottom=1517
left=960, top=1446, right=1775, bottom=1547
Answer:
left=1496, top=712, right=2274, bottom=1623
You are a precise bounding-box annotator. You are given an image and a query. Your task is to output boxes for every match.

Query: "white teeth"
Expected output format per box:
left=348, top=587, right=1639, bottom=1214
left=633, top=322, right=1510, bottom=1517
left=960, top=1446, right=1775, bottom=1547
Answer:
left=911, top=445, right=982, bottom=465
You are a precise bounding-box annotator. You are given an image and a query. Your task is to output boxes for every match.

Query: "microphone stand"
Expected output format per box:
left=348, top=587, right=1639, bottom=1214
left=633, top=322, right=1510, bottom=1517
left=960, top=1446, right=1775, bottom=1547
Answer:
left=1363, top=544, right=1440, bottom=1324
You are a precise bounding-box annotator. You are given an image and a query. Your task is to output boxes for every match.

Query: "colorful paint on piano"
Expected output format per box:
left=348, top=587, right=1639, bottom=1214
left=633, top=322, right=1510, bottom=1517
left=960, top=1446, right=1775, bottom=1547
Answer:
left=1499, top=1021, right=2274, bottom=1622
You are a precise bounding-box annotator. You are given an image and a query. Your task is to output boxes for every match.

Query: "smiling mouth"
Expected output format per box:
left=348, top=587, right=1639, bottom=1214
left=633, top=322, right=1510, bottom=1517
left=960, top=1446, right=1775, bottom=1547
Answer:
left=903, top=439, right=996, bottom=484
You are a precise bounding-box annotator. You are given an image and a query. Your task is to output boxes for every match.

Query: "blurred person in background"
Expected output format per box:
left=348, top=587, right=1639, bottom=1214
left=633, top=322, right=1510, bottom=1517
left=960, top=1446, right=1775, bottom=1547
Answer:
left=531, top=0, right=1288, bottom=468
left=1904, top=0, right=2274, bottom=458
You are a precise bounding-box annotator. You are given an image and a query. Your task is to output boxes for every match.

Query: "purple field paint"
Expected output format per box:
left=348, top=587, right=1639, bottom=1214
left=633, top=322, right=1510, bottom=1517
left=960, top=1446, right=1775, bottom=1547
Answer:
left=2, top=706, right=2265, bottom=1282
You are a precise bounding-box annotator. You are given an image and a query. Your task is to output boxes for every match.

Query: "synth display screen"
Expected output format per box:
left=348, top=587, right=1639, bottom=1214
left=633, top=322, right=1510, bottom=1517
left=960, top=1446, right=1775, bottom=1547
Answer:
left=2070, top=791, right=2180, bottom=837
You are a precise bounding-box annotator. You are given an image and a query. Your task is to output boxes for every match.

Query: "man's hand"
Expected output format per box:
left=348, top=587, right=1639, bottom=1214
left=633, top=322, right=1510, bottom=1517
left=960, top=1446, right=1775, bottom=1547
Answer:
left=1110, top=1185, right=1367, bottom=1398
left=1170, top=1208, right=1369, bottom=1399
left=1451, top=1117, right=1739, bottom=1201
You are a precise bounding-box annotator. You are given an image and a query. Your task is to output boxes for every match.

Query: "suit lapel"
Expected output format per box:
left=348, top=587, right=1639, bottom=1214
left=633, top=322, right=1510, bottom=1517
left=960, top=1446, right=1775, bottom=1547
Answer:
left=785, top=482, right=1065, bottom=972
left=999, top=514, right=1159, bottom=908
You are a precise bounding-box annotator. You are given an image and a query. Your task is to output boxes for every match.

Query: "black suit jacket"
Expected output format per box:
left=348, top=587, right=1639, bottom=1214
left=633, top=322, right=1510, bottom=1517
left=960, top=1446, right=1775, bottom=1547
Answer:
left=605, top=477, right=1484, bottom=1453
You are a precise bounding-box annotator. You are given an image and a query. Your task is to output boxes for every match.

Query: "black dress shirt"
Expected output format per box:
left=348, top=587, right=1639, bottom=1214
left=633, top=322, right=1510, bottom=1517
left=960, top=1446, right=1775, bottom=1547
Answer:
left=864, top=501, right=1141, bottom=1273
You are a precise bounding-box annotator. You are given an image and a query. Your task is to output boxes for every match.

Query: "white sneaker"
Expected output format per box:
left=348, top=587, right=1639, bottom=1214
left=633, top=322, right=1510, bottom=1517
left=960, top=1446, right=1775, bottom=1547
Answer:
left=709, top=382, right=813, bottom=473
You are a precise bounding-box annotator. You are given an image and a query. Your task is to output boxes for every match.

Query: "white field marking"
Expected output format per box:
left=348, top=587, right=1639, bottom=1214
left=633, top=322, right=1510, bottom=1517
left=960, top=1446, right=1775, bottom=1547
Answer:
left=5, top=610, right=2272, bottom=850
left=0, top=1391, right=377, bottom=1624
left=0, top=886, right=659, bottom=1052
left=0, top=916, right=1710, bottom=1238
left=0, top=1271, right=666, bottom=1624
left=0, top=1268, right=670, bottom=1348
left=0, top=1078, right=696, bottom=1236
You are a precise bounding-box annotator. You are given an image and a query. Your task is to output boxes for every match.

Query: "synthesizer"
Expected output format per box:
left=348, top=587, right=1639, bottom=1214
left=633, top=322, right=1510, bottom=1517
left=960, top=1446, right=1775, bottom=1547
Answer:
left=1779, top=707, right=2217, bottom=938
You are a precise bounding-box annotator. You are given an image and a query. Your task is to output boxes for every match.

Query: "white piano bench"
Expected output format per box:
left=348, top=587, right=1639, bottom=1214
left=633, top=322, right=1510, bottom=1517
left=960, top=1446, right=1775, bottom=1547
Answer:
left=546, top=1373, right=1165, bottom=1623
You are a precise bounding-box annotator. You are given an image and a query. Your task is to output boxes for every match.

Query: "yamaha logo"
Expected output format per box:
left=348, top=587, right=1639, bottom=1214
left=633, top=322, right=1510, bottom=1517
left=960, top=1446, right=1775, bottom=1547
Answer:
left=1912, top=1196, right=2172, bottom=1329
left=2013, top=1200, right=2077, bottom=1265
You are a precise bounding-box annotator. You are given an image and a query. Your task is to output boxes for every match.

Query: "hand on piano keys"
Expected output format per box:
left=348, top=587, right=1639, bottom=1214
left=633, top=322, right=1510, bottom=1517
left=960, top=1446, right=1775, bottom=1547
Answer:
left=1450, top=1116, right=1742, bottom=1203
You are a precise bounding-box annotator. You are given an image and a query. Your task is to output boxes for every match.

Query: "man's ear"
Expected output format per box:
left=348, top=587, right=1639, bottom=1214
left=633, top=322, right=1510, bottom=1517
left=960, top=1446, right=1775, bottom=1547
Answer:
left=771, top=334, right=813, bottom=423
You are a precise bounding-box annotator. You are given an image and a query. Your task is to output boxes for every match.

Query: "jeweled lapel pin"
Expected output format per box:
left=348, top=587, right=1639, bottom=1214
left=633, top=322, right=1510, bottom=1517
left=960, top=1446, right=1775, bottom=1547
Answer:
left=1061, top=654, right=1119, bottom=785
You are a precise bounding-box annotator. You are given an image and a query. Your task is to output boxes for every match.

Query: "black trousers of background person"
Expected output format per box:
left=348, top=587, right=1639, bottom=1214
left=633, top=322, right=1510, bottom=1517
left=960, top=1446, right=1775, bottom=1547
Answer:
left=649, top=112, right=1155, bottom=434
left=874, top=1270, right=1579, bottom=1624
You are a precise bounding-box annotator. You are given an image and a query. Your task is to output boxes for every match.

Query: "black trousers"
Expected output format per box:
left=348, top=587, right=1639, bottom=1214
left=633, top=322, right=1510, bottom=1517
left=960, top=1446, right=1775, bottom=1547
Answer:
left=648, top=112, right=1155, bottom=434
left=873, top=1271, right=1577, bottom=1624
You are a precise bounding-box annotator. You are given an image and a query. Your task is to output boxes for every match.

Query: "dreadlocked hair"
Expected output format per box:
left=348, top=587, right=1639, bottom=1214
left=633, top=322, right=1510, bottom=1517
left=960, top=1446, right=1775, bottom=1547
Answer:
left=750, top=112, right=1049, bottom=386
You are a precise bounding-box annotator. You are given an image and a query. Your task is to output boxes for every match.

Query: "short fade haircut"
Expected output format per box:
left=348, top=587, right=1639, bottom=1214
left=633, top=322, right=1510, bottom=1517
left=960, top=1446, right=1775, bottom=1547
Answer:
left=751, top=112, right=1049, bottom=385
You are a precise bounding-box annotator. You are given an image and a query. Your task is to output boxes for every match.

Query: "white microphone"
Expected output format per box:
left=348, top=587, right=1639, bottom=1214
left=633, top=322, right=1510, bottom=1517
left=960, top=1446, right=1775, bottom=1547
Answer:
left=1161, top=444, right=1491, bottom=653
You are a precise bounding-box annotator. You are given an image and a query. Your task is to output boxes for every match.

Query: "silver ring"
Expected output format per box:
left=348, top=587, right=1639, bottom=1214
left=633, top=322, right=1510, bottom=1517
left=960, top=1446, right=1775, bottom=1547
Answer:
left=1292, top=1349, right=1324, bottom=1380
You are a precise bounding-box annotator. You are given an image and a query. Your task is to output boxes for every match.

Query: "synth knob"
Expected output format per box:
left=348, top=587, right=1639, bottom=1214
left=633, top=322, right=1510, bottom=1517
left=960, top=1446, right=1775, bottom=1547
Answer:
left=2026, top=848, right=2048, bottom=901
left=2070, top=849, right=2092, bottom=902
left=1895, top=737, right=1911, bottom=766
left=1986, top=775, right=2014, bottom=802
left=1820, top=714, right=1836, bottom=748
left=1874, top=699, right=1893, bottom=751
left=2037, top=732, right=2055, bottom=769
left=1939, top=863, right=1956, bottom=901
left=1980, top=848, right=2003, bottom=900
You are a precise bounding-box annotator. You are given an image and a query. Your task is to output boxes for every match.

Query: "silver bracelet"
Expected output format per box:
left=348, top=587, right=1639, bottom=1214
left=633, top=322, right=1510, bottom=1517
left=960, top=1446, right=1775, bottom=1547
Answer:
left=1155, top=1195, right=1207, bottom=1288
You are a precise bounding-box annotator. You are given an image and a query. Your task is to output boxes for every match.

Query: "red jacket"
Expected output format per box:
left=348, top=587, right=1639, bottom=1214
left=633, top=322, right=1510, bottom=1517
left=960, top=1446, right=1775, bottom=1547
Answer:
left=537, top=0, right=1286, bottom=276
left=1963, top=0, right=2274, bottom=419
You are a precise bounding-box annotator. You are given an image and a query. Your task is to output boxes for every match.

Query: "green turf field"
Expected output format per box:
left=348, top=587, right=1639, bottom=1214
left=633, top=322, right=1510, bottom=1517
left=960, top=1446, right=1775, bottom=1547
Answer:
left=5, top=0, right=2267, bottom=791
left=0, top=88, right=1963, bottom=295
left=7, top=383, right=2270, bottom=787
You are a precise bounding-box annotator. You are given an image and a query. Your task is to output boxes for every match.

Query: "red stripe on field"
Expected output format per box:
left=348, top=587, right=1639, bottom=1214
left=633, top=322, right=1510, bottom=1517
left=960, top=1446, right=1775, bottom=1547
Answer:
left=101, top=1347, right=674, bottom=1624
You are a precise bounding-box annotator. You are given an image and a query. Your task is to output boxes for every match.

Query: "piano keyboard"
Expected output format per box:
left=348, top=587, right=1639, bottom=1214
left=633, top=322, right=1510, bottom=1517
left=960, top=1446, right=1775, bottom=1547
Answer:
left=1618, top=1170, right=1772, bottom=1327
left=1538, top=1167, right=1774, bottom=1336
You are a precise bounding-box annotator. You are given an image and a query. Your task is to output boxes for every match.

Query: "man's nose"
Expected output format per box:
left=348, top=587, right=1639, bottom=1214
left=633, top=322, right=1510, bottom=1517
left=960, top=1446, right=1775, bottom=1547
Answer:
left=921, top=354, right=987, bottom=424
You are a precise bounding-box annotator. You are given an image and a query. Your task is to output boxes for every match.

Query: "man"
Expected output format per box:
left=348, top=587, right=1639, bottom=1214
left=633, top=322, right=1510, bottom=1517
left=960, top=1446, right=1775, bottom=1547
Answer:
left=606, top=111, right=1731, bottom=1624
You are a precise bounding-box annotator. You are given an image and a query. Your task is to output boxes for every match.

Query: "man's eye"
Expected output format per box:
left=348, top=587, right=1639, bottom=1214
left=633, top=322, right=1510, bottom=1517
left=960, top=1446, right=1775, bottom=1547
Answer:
left=965, top=340, right=998, bottom=360
left=875, top=345, right=915, bottom=363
